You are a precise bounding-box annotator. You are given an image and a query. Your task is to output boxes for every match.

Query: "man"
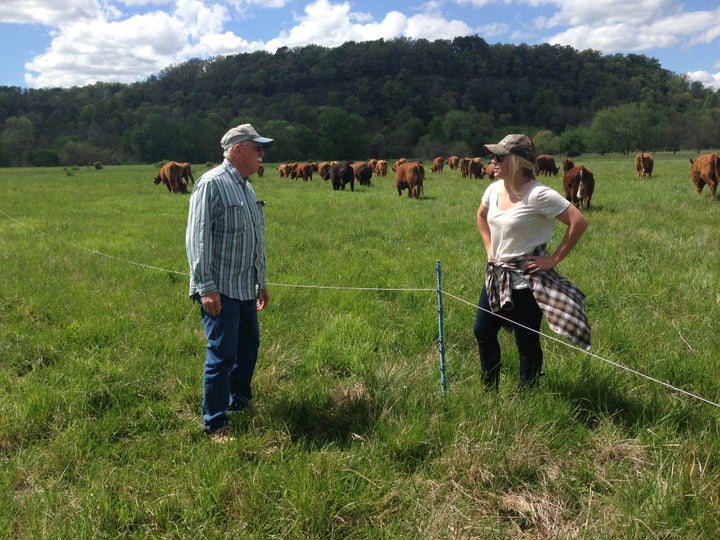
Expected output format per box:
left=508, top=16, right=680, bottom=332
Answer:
left=185, top=123, right=273, bottom=443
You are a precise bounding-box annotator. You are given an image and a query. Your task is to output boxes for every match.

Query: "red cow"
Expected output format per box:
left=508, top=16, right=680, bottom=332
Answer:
left=536, top=154, right=558, bottom=176
left=431, top=156, right=445, bottom=173
left=468, top=157, right=485, bottom=179
left=562, top=158, right=575, bottom=173
left=690, top=153, right=720, bottom=198
left=154, top=161, right=188, bottom=193
left=563, top=165, right=595, bottom=210
left=635, top=153, right=654, bottom=178
left=395, top=160, right=424, bottom=198
left=375, top=159, right=388, bottom=176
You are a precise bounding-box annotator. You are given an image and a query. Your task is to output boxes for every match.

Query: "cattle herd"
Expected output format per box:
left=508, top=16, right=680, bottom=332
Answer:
left=154, top=150, right=720, bottom=204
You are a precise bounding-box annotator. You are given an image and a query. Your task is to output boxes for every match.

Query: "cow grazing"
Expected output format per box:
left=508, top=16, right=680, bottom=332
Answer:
left=352, top=161, right=373, bottom=186
left=459, top=157, right=471, bottom=178
left=431, top=156, right=445, bottom=173
left=563, top=165, right=595, bottom=210
left=256, top=163, right=265, bottom=178
left=154, top=161, right=188, bottom=193
left=326, top=161, right=355, bottom=191
left=447, top=156, right=460, bottom=170
left=562, top=158, right=575, bottom=173
left=395, top=160, right=424, bottom=198
left=635, top=153, right=654, bottom=178
left=536, top=154, right=559, bottom=176
left=689, top=153, right=720, bottom=198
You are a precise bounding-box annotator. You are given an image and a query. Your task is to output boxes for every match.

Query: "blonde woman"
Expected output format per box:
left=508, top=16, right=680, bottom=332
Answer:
left=474, top=134, right=590, bottom=390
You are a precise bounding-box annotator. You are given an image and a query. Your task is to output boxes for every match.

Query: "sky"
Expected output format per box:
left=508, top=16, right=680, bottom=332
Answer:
left=0, top=0, right=719, bottom=90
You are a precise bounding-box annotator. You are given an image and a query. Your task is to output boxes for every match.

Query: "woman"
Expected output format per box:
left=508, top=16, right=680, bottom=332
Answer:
left=474, top=134, right=590, bottom=390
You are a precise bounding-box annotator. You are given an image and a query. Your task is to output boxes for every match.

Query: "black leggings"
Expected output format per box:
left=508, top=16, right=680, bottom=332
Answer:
left=473, top=285, right=544, bottom=385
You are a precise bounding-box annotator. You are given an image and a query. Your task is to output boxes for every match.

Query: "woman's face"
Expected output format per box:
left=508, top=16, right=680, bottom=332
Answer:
left=491, top=153, right=509, bottom=176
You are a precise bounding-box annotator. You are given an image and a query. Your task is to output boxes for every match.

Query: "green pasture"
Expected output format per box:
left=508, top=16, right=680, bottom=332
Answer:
left=1, top=153, right=719, bottom=538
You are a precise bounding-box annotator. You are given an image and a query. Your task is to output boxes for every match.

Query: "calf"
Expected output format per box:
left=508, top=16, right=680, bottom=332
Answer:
left=563, top=165, right=595, bottom=210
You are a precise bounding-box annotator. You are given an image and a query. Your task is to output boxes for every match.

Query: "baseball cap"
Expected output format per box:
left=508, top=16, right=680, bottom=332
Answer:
left=483, top=134, right=537, bottom=162
left=220, top=123, right=274, bottom=150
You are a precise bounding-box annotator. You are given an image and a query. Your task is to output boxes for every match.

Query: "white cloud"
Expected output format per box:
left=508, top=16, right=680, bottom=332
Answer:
left=0, top=0, right=106, bottom=26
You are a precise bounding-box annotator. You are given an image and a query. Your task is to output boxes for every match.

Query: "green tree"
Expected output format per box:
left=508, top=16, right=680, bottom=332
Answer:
left=317, top=107, right=368, bottom=160
left=1, top=116, right=35, bottom=166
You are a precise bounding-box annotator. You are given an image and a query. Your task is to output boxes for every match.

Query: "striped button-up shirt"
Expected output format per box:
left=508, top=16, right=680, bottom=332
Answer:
left=186, top=159, right=267, bottom=301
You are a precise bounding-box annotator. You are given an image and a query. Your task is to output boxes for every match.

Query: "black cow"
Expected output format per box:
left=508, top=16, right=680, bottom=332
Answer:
left=325, top=161, right=355, bottom=191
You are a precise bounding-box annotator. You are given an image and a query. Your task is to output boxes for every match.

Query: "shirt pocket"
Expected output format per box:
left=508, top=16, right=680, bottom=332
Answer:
left=224, top=202, right=246, bottom=234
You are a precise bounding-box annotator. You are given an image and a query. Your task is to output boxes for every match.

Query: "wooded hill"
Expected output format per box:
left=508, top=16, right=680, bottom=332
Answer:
left=0, top=36, right=718, bottom=167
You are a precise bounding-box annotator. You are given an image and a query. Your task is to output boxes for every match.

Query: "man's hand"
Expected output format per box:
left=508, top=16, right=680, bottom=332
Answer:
left=201, top=291, right=222, bottom=316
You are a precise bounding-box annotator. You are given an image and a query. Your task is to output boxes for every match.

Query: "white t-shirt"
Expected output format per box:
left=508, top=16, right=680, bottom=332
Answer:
left=481, top=179, right=570, bottom=262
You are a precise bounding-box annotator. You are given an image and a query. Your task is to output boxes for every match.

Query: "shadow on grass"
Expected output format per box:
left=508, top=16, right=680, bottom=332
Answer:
left=265, top=387, right=379, bottom=449
left=549, top=372, right=717, bottom=434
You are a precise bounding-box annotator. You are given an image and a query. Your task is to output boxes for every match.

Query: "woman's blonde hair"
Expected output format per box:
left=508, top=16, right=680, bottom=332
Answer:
left=507, top=153, right=536, bottom=182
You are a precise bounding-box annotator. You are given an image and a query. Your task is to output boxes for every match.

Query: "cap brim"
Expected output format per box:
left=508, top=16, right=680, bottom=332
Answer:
left=253, top=136, right=274, bottom=146
left=483, top=143, right=509, bottom=155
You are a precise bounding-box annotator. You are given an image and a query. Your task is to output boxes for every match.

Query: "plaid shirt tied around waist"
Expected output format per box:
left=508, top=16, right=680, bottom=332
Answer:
left=485, top=245, right=591, bottom=350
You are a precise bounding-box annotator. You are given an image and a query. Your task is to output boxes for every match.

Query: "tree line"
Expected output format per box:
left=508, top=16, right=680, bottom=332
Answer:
left=0, top=35, right=718, bottom=167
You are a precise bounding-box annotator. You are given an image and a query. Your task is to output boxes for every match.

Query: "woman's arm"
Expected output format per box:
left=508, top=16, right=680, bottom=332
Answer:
left=525, top=204, right=588, bottom=272
left=476, top=203, right=493, bottom=259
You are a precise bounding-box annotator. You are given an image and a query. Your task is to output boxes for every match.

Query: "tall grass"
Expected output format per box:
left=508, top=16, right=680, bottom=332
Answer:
left=1, top=155, right=719, bottom=538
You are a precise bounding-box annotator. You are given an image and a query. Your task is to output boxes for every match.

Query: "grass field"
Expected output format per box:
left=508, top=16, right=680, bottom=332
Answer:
left=1, top=153, right=719, bottom=538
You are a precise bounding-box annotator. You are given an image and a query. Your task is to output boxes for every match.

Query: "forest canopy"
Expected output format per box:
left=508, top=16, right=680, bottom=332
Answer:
left=0, top=36, right=718, bottom=167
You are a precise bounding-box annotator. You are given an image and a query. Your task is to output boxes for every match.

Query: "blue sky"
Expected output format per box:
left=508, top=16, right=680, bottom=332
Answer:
left=0, top=0, right=718, bottom=90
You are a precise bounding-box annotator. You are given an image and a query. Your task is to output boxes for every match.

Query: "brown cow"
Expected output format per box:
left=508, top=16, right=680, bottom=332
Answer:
left=278, top=163, right=294, bottom=177
left=395, top=160, right=424, bottom=198
left=292, top=162, right=313, bottom=181
left=176, top=162, right=194, bottom=185
left=375, top=159, right=388, bottom=176
left=563, top=165, right=595, bottom=210
left=256, top=163, right=265, bottom=177
left=635, top=153, right=654, bottom=178
left=484, top=163, right=495, bottom=180
left=468, top=157, right=485, bottom=179
left=536, top=154, right=558, bottom=176
left=459, top=157, right=471, bottom=178
left=392, top=157, right=408, bottom=172
left=154, top=161, right=188, bottom=193
left=689, top=153, right=720, bottom=198
left=351, top=161, right=373, bottom=186
left=447, top=155, right=460, bottom=170
left=431, top=156, right=445, bottom=173
left=317, top=161, right=331, bottom=179
left=562, top=158, right=575, bottom=173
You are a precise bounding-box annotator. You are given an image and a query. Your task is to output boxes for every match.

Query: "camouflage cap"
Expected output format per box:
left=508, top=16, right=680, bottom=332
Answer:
left=483, top=134, right=537, bottom=162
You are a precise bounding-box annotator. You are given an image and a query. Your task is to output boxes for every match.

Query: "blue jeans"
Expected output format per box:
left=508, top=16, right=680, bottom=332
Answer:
left=473, top=285, right=543, bottom=386
left=198, top=294, right=260, bottom=433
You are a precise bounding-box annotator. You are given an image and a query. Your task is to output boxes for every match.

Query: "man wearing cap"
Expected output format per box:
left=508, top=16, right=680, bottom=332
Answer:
left=185, top=123, right=273, bottom=443
left=473, top=133, right=590, bottom=391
